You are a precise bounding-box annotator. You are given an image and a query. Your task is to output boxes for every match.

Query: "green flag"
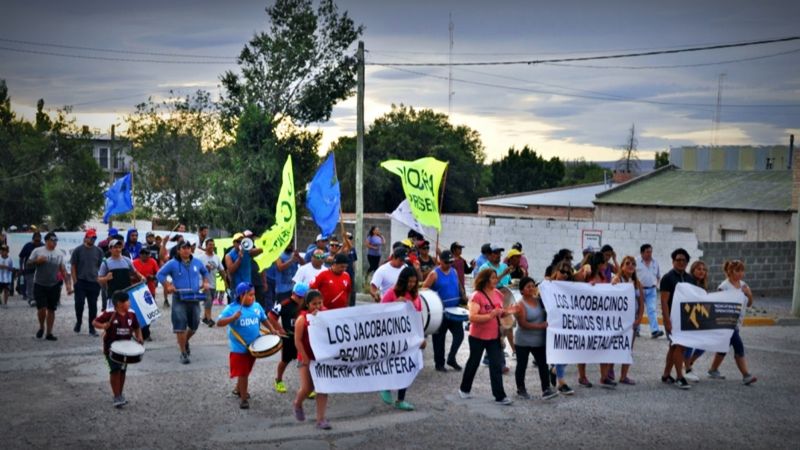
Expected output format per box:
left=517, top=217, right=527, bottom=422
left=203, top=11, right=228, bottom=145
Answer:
left=381, top=157, right=448, bottom=230
left=254, top=155, right=296, bottom=268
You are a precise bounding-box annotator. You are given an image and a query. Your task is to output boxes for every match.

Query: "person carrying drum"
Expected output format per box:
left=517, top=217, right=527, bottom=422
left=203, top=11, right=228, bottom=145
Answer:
left=268, top=282, right=309, bottom=394
left=156, top=241, right=210, bottom=365
left=422, top=250, right=465, bottom=372
left=93, top=290, right=144, bottom=408
left=217, top=282, right=271, bottom=410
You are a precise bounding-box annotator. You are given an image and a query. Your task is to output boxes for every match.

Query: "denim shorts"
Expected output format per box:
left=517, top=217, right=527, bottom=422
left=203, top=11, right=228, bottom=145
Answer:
left=171, top=299, right=201, bottom=332
left=717, top=328, right=745, bottom=358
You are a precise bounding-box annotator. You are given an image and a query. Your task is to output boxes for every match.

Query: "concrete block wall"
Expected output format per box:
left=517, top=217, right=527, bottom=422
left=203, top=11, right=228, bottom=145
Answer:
left=699, top=241, right=794, bottom=295
left=391, top=215, right=702, bottom=282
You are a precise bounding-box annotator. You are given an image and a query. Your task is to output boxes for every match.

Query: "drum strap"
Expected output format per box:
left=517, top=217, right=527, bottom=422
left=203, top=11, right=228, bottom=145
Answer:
left=229, top=327, right=271, bottom=348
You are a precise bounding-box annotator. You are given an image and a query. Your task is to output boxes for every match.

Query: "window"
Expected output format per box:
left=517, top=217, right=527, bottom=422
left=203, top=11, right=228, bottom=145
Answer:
left=98, top=147, right=109, bottom=169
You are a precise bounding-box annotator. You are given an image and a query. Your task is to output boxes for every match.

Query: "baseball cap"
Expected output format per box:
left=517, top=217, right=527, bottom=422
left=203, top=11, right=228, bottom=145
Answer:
left=108, top=227, right=118, bottom=236
left=506, top=249, right=523, bottom=258
left=232, top=232, right=244, bottom=242
left=145, top=231, right=155, bottom=238
left=392, top=247, right=408, bottom=259
left=176, top=241, right=192, bottom=249
left=334, top=253, right=349, bottom=265
left=480, top=243, right=492, bottom=254
left=293, top=282, right=310, bottom=297
left=439, top=250, right=455, bottom=264
left=84, top=229, right=97, bottom=239
left=490, top=243, right=505, bottom=253
left=109, top=238, right=122, bottom=247
left=401, top=239, right=413, bottom=248
left=450, top=242, right=465, bottom=250
left=236, top=282, right=254, bottom=298
left=316, top=234, right=329, bottom=242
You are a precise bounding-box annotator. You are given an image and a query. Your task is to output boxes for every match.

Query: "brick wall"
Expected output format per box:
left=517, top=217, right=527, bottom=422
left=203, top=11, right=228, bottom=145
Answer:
left=698, top=241, right=795, bottom=295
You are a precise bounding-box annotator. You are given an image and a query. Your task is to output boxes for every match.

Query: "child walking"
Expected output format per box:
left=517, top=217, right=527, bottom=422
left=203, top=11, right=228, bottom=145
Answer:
left=293, top=290, right=331, bottom=429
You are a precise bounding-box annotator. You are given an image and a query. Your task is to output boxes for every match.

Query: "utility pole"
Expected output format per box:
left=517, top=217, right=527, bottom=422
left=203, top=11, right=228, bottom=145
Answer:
left=791, top=134, right=800, bottom=317
left=108, top=124, right=115, bottom=229
left=355, top=41, right=365, bottom=293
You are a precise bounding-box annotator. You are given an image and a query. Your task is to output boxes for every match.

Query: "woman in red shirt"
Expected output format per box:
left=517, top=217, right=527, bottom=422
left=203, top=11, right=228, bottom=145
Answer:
left=458, top=268, right=515, bottom=405
left=292, top=290, right=331, bottom=430
left=379, top=266, right=425, bottom=411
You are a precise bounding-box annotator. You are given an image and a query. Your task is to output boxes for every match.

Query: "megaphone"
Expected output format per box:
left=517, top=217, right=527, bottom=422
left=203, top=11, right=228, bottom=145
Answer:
left=241, top=238, right=254, bottom=251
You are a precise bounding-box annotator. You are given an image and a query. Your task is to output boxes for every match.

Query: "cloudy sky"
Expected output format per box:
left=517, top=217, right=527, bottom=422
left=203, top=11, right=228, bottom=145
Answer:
left=2, top=0, right=798, bottom=162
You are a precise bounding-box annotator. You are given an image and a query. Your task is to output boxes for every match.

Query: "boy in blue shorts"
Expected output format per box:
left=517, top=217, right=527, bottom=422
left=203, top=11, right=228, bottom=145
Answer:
left=93, top=290, right=143, bottom=408
left=217, top=282, right=273, bottom=409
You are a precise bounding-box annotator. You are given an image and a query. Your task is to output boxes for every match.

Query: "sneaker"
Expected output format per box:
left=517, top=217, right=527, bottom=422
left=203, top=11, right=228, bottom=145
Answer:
left=435, top=365, right=448, bottom=372
left=380, top=390, right=393, bottom=405
left=294, top=405, right=305, bottom=421
left=316, top=419, right=332, bottom=430
left=113, top=396, right=125, bottom=408
left=206, top=319, right=215, bottom=327
left=394, top=401, right=415, bottom=411
left=239, top=399, right=249, bottom=409
left=446, top=360, right=463, bottom=371
left=73, top=323, right=81, bottom=333
left=516, top=390, right=531, bottom=400
left=458, top=390, right=471, bottom=399
left=45, top=334, right=57, bottom=341
left=661, top=375, right=676, bottom=384
left=35, top=329, right=44, bottom=339
left=180, top=352, right=190, bottom=364
left=620, top=377, right=636, bottom=385
left=684, top=370, right=700, bottom=383
left=578, top=377, right=593, bottom=388
left=742, top=374, right=758, bottom=386
left=307, top=391, right=316, bottom=399
left=542, top=388, right=559, bottom=400
left=558, top=384, right=575, bottom=396
left=495, top=397, right=513, bottom=405
left=676, top=377, right=692, bottom=390
left=599, top=378, right=617, bottom=389
left=707, top=370, right=726, bottom=380
left=120, top=395, right=128, bottom=405
left=201, top=318, right=210, bottom=326
left=274, top=380, right=287, bottom=393
left=651, top=330, right=664, bottom=338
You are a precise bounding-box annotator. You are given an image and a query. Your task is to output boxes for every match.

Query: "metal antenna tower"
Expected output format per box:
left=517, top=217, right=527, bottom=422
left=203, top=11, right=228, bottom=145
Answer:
left=712, top=73, right=726, bottom=147
left=448, top=13, right=454, bottom=115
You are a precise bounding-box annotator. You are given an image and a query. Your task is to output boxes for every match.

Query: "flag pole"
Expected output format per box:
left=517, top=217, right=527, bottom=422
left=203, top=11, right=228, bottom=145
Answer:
left=434, top=163, right=449, bottom=257
left=130, top=166, right=136, bottom=225
left=332, top=154, right=347, bottom=239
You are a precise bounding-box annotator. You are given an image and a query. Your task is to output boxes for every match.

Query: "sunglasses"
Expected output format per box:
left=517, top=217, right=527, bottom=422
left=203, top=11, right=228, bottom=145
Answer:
left=314, top=255, right=326, bottom=260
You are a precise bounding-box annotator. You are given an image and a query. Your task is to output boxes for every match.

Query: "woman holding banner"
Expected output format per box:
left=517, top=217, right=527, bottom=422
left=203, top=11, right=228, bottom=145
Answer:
left=379, top=266, right=426, bottom=411
left=513, top=277, right=558, bottom=400
left=459, top=268, right=514, bottom=405
left=293, top=290, right=332, bottom=430
left=548, top=261, right=576, bottom=395
left=611, top=256, right=645, bottom=385
left=683, top=260, right=709, bottom=382
left=585, top=252, right=615, bottom=389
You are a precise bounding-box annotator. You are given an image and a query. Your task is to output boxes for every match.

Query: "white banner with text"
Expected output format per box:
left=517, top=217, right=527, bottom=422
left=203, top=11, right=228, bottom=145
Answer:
left=669, top=282, right=742, bottom=354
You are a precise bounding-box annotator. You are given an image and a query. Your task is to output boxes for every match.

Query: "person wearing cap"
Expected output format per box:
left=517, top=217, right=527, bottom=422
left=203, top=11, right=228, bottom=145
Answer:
left=133, top=244, right=160, bottom=341
left=28, top=232, right=73, bottom=340
left=18, top=231, right=43, bottom=305
left=98, top=238, right=143, bottom=308
left=310, top=253, right=352, bottom=310
left=293, top=249, right=328, bottom=285
left=124, top=229, right=142, bottom=259
left=323, top=237, right=343, bottom=267
left=216, top=282, right=271, bottom=409
left=423, top=250, right=465, bottom=372
left=70, top=229, right=105, bottom=336
left=474, top=243, right=492, bottom=271
left=478, top=245, right=514, bottom=289
left=416, top=240, right=436, bottom=281
left=370, top=248, right=407, bottom=302
left=509, top=243, right=529, bottom=276
left=98, top=227, right=118, bottom=255
left=505, top=248, right=528, bottom=279
left=157, top=241, right=210, bottom=364
left=303, top=234, right=329, bottom=264
left=268, top=282, right=309, bottom=394
left=449, top=242, right=474, bottom=292
left=225, top=232, right=264, bottom=296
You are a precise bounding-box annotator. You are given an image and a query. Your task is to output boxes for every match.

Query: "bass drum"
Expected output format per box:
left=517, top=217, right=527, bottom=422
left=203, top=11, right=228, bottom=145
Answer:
left=498, top=287, right=520, bottom=331
left=419, top=289, right=444, bottom=335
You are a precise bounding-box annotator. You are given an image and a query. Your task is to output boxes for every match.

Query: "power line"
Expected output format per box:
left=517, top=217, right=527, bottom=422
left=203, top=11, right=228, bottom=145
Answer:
left=367, top=36, right=800, bottom=66
left=0, top=37, right=235, bottom=60
left=0, top=45, right=235, bottom=64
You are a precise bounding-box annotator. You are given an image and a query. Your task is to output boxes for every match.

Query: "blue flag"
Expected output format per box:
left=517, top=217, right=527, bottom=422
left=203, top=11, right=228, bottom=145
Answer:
left=306, top=153, right=340, bottom=236
left=103, top=173, right=133, bottom=223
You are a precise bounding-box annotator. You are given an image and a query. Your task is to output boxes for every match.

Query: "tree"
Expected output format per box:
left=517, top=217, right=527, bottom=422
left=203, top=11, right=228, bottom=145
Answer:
left=617, top=123, right=640, bottom=173
left=125, top=91, right=222, bottom=225
left=654, top=150, right=670, bottom=169
left=562, top=158, right=607, bottom=186
left=488, top=146, right=564, bottom=195
left=209, top=0, right=362, bottom=230
left=332, top=105, right=489, bottom=213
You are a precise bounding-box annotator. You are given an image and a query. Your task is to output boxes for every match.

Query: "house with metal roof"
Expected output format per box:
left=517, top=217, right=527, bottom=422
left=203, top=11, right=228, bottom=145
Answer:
left=593, top=165, right=794, bottom=242
left=477, top=181, right=617, bottom=220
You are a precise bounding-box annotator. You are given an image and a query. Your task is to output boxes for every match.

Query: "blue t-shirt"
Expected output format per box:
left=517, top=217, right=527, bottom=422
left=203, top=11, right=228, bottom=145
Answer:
left=218, top=302, right=267, bottom=354
left=227, top=249, right=252, bottom=287
left=474, top=254, right=488, bottom=271
left=479, top=261, right=511, bottom=288
left=275, top=252, right=298, bottom=294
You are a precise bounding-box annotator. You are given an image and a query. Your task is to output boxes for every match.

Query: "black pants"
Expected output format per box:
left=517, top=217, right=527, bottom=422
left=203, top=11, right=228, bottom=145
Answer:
left=432, top=318, right=464, bottom=367
left=515, top=345, right=550, bottom=394
left=460, top=336, right=506, bottom=401
left=367, top=255, right=381, bottom=274
left=74, top=280, right=101, bottom=332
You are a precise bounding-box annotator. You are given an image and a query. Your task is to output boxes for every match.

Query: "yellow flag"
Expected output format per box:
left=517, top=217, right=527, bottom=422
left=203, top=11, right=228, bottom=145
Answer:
left=254, top=155, right=296, bottom=268
left=381, top=157, right=448, bottom=230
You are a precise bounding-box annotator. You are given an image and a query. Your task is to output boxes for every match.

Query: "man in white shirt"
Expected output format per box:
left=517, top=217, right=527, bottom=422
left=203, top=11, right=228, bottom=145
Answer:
left=636, top=243, right=663, bottom=338
left=369, top=247, right=407, bottom=302
left=293, top=249, right=328, bottom=285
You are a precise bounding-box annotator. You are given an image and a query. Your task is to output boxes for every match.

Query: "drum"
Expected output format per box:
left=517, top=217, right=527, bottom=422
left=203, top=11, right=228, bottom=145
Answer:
left=498, top=287, right=520, bottom=331
left=419, top=290, right=444, bottom=335
left=443, top=306, right=469, bottom=322
left=109, top=340, right=145, bottom=364
left=248, top=334, right=282, bottom=358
